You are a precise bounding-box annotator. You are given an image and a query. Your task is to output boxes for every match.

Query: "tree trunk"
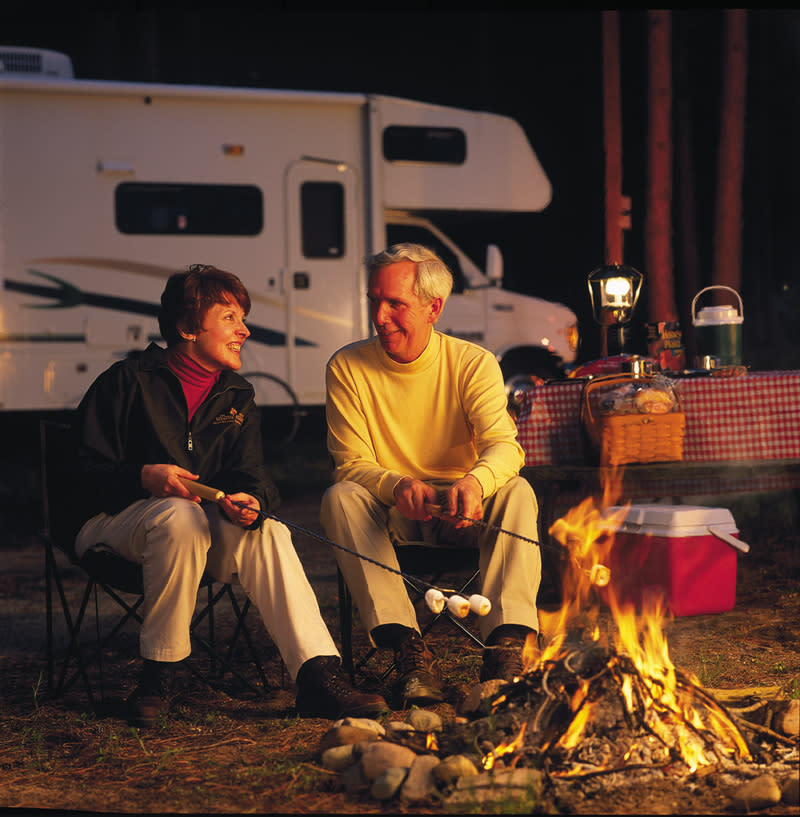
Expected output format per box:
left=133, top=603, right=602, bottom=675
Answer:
left=712, top=9, right=748, bottom=299
left=645, top=10, right=677, bottom=323
left=674, top=16, right=702, bottom=361
left=603, top=10, right=625, bottom=266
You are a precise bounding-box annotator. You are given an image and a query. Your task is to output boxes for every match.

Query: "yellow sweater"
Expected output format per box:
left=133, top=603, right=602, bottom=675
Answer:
left=326, top=330, right=525, bottom=506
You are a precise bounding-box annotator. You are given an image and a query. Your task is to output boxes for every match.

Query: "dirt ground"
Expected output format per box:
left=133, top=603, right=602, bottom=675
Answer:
left=0, top=416, right=798, bottom=815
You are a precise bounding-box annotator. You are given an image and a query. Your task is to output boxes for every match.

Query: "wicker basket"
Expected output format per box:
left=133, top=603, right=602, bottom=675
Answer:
left=581, top=374, right=685, bottom=466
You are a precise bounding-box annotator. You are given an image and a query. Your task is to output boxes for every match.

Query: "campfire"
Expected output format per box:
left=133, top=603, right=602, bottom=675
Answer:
left=476, top=476, right=752, bottom=778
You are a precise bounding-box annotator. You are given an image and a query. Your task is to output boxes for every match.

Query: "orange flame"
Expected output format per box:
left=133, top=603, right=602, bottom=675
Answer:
left=538, top=466, right=751, bottom=771
left=482, top=722, right=528, bottom=770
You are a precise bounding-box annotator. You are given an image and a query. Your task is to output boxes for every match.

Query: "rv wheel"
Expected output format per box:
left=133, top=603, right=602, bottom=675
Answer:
left=242, top=372, right=304, bottom=447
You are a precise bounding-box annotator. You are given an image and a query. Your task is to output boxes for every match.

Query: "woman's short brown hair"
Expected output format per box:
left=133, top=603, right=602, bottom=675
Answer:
left=158, top=264, right=251, bottom=346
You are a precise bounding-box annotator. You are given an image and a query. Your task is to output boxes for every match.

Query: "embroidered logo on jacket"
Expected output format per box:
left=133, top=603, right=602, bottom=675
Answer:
left=214, top=408, right=245, bottom=426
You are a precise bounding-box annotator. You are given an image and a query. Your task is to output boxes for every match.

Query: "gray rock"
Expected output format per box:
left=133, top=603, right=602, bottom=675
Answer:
left=781, top=775, right=800, bottom=806
left=385, top=720, right=416, bottom=737
left=359, top=741, right=418, bottom=781
left=774, top=699, right=799, bottom=738
left=400, top=754, right=441, bottom=801
left=336, top=716, right=386, bottom=736
left=447, top=767, right=543, bottom=809
left=370, top=766, right=407, bottom=800
left=730, top=774, right=782, bottom=811
left=320, top=743, right=358, bottom=771
left=455, top=767, right=543, bottom=793
left=339, top=761, right=369, bottom=793
left=432, top=753, right=479, bottom=786
left=406, top=708, right=443, bottom=732
left=319, top=723, right=381, bottom=752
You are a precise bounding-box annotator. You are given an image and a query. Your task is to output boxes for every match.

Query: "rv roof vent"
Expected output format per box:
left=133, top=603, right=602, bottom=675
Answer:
left=0, top=46, right=74, bottom=78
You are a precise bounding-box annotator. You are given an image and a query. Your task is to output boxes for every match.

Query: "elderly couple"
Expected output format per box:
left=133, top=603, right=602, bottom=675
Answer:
left=74, top=244, right=542, bottom=728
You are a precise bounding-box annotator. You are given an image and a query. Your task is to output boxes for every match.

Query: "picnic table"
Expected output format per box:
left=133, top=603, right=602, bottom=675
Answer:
left=515, top=369, right=800, bottom=574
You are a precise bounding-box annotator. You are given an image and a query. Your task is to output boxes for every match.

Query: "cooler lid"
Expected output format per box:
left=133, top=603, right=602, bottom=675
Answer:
left=605, top=503, right=738, bottom=536
left=695, top=305, right=744, bottom=325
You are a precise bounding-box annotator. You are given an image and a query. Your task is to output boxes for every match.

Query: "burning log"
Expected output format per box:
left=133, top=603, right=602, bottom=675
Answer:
left=476, top=633, right=752, bottom=778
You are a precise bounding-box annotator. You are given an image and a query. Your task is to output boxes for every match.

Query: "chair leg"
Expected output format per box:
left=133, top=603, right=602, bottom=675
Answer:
left=58, top=579, right=144, bottom=701
left=188, top=583, right=269, bottom=696
left=337, top=568, right=355, bottom=682
left=223, top=588, right=270, bottom=690
left=341, top=562, right=486, bottom=686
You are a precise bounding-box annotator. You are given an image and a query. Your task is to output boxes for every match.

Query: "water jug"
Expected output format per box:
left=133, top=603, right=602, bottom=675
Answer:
left=691, top=285, right=743, bottom=367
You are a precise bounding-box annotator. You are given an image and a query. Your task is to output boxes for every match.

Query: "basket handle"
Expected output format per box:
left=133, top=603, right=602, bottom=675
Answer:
left=580, top=373, right=680, bottom=439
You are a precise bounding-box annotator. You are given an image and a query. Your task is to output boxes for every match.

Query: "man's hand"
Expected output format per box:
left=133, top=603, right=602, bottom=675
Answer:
left=141, top=464, right=202, bottom=501
left=440, top=475, right=484, bottom=529
left=393, top=476, right=438, bottom=521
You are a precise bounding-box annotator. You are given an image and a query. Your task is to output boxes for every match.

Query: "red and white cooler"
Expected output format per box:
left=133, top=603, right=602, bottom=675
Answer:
left=603, top=504, right=750, bottom=617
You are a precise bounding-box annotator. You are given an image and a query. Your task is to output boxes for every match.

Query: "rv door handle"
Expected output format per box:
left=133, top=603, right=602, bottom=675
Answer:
left=293, top=272, right=310, bottom=290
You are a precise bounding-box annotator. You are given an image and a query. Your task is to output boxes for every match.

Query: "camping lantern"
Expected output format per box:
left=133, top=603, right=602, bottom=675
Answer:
left=587, top=264, right=643, bottom=358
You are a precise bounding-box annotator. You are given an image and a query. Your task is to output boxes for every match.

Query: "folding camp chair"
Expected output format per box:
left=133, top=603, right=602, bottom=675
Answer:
left=40, top=419, right=273, bottom=708
left=337, top=542, right=486, bottom=685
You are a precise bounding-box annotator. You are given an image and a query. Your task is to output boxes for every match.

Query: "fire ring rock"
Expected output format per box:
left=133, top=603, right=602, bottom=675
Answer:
left=359, top=742, right=418, bottom=781
left=730, top=775, right=782, bottom=811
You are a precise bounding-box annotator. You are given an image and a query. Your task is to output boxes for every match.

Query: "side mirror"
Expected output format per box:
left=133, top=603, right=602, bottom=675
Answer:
left=485, top=244, right=503, bottom=285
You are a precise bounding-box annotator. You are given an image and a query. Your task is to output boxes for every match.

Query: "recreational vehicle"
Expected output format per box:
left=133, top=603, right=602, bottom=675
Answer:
left=0, top=46, right=579, bottom=437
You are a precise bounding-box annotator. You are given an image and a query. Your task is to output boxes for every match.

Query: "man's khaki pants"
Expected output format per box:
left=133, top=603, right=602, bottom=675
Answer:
left=320, top=476, right=541, bottom=645
left=76, top=498, right=338, bottom=679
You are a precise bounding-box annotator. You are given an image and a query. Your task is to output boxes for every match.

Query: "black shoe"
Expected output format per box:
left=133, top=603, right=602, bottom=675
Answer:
left=479, top=632, right=538, bottom=683
left=295, top=656, right=389, bottom=720
left=393, top=631, right=444, bottom=706
left=127, top=660, right=175, bottom=729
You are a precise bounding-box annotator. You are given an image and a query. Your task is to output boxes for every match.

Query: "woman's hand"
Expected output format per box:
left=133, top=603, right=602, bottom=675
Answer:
left=219, top=493, right=261, bottom=528
left=141, top=464, right=202, bottom=501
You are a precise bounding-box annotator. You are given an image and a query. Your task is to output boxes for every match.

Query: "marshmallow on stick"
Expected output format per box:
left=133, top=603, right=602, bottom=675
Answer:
left=446, top=594, right=470, bottom=618
left=424, top=588, right=446, bottom=614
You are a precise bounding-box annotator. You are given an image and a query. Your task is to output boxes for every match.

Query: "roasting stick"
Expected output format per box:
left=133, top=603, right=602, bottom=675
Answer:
left=424, top=502, right=611, bottom=588
left=177, top=477, right=491, bottom=618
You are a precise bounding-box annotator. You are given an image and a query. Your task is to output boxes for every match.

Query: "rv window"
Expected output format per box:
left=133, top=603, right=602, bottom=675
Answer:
left=301, top=182, right=344, bottom=258
left=385, top=224, right=465, bottom=294
left=383, top=126, right=466, bottom=165
left=115, top=183, right=263, bottom=235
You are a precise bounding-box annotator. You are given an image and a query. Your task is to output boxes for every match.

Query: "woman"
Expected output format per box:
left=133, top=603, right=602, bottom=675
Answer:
left=74, top=264, right=387, bottom=728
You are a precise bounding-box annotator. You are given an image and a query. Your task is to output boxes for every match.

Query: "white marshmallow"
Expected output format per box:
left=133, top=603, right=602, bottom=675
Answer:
left=424, top=588, right=446, bottom=614
left=468, top=594, right=492, bottom=616
left=446, top=594, right=470, bottom=618
left=589, top=564, right=611, bottom=587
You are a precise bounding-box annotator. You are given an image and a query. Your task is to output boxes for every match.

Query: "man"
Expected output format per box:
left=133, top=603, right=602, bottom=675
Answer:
left=74, top=264, right=387, bottom=727
left=321, top=244, right=542, bottom=707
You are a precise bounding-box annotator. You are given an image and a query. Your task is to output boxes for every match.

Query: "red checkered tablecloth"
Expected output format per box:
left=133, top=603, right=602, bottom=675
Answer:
left=516, top=370, right=800, bottom=467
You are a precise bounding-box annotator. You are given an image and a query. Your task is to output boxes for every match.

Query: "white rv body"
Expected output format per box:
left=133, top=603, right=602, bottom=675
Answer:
left=0, top=47, right=578, bottom=415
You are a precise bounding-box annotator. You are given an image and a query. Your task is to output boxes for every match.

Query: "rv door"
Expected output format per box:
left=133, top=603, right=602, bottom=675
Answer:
left=284, top=159, right=363, bottom=405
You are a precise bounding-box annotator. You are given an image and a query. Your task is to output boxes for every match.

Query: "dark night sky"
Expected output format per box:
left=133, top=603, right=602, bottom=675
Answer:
left=3, top=7, right=799, bottom=366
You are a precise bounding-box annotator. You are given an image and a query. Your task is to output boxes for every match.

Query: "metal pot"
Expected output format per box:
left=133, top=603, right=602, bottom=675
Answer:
left=622, top=356, right=654, bottom=377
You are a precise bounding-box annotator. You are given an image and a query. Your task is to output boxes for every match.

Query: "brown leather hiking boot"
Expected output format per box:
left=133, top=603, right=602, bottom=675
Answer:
left=393, top=631, right=444, bottom=706
left=295, top=656, right=389, bottom=719
left=127, top=660, right=176, bottom=729
left=480, top=632, right=537, bottom=683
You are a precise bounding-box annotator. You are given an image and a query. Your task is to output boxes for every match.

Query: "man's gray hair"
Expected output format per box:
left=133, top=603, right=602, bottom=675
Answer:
left=365, top=243, right=454, bottom=304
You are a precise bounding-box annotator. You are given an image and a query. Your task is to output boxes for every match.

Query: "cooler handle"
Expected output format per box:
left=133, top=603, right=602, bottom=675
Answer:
left=691, top=285, right=744, bottom=324
left=708, top=525, right=750, bottom=553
